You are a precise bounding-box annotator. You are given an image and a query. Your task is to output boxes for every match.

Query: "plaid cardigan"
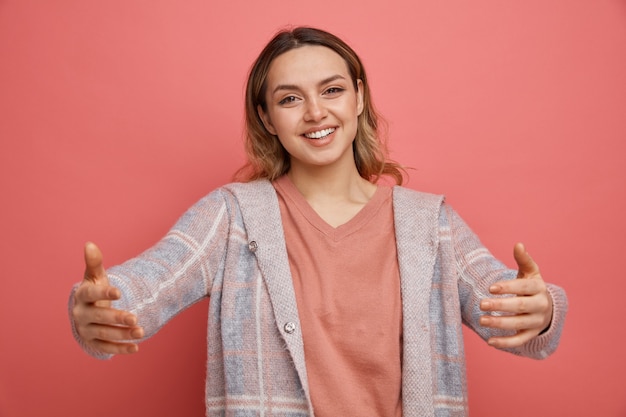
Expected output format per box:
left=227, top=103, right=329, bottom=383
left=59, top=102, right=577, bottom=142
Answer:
left=70, top=179, right=567, bottom=416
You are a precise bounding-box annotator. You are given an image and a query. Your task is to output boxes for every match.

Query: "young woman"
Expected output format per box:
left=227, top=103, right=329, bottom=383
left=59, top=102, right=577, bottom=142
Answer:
left=70, top=27, right=567, bottom=416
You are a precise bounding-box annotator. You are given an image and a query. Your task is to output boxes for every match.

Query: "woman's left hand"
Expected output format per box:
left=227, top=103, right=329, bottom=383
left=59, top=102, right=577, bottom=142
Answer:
left=479, top=242, right=554, bottom=349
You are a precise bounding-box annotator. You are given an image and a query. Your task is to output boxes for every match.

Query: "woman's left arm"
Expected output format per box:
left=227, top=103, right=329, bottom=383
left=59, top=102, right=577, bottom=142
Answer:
left=447, top=205, right=568, bottom=358
left=478, top=243, right=555, bottom=349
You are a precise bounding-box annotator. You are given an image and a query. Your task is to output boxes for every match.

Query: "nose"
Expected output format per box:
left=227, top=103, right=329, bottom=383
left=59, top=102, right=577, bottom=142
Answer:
left=303, top=98, right=327, bottom=122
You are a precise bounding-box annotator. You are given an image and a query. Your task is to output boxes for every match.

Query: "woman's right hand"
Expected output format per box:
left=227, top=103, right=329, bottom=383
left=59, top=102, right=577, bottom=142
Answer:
left=72, top=242, right=144, bottom=355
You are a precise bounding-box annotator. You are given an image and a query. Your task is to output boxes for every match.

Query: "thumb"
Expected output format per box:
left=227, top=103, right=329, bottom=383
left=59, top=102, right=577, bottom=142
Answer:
left=84, top=241, right=108, bottom=284
left=514, top=242, right=540, bottom=278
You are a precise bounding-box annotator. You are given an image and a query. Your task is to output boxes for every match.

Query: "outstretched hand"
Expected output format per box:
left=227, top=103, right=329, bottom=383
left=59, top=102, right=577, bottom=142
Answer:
left=479, top=243, right=553, bottom=349
left=72, top=242, right=144, bottom=355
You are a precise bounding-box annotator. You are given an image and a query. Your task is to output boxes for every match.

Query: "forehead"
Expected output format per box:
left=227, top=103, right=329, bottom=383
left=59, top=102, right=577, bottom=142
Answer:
left=266, top=45, right=351, bottom=86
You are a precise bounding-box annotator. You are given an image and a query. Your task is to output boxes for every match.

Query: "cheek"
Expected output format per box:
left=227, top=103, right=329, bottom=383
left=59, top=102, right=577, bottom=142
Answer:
left=275, top=135, right=300, bottom=158
left=271, top=110, right=300, bottom=135
left=269, top=116, right=295, bottom=145
left=347, top=103, right=361, bottom=128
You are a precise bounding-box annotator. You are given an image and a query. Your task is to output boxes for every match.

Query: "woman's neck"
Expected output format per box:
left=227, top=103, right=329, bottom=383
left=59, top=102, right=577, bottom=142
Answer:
left=286, top=163, right=377, bottom=227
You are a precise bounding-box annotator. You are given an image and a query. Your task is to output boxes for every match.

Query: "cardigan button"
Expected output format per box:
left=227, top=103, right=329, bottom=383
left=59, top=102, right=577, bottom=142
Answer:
left=284, top=322, right=296, bottom=334
left=248, top=241, right=258, bottom=252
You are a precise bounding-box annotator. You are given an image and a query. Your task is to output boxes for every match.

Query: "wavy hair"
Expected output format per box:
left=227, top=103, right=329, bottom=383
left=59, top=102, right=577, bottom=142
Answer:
left=235, top=26, right=405, bottom=185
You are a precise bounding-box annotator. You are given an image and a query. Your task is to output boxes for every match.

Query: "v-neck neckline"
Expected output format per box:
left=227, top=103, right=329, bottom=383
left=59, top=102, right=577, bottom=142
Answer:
left=273, top=175, right=391, bottom=241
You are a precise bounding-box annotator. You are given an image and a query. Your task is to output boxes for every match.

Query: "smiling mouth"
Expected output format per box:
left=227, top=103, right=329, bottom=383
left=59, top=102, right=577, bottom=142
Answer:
left=303, top=128, right=336, bottom=139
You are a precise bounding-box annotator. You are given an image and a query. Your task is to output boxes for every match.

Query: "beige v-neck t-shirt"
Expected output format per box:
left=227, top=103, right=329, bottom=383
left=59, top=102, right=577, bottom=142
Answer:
left=273, top=175, right=403, bottom=417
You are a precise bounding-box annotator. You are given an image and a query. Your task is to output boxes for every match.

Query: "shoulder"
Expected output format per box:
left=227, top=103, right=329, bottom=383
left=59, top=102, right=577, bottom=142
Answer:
left=221, top=179, right=273, bottom=194
left=392, top=185, right=445, bottom=213
left=219, top=179, right=276, bottom=208
left=217, top=179, right=282, bottom=226
left=176, top=180, right=273, bottom=221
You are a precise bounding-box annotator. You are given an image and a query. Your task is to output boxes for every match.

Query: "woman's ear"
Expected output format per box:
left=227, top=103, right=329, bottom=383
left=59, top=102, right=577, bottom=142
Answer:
left=356, top=79, right=364, bottom=116
left=257, top=105, right=277, bottom=135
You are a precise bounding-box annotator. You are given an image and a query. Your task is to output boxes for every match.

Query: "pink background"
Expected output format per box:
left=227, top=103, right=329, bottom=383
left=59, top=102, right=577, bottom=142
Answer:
left=1, top=1, right=625, bottom=416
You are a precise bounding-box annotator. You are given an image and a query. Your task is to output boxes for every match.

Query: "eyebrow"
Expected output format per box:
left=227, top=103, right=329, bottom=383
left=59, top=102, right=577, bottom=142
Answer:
left=271, top=74, right=348, bottom=95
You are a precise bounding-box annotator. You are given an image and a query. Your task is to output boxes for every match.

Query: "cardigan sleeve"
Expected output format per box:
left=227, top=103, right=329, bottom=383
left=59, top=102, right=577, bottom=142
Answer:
left=69, top=188, right=233, bottom=359
left=442, top=203, right=568, bottom=359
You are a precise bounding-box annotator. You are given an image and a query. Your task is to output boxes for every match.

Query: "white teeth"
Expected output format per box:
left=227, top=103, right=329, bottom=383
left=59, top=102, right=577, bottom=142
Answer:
left=304, top=128, right=335, bottom=139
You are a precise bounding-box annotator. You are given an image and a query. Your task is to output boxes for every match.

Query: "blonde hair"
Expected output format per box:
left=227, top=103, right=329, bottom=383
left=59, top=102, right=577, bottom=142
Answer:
left=235, top=27, right=405, bottom=185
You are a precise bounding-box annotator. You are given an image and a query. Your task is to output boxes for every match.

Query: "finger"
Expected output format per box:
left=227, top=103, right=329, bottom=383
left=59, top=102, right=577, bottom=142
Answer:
left=480, top=312, right=546, bottom=331
left=74, top=282, right=121, bottom=304
left=481, top=294, right=529, bottom=314
left=76, top=304, right=138, bottom=327
left=481, top=292, right=550, bottom=315
left=487, top=329, right=539, bottom=349
left=84, top=242, right=107, bottom=283
left=90, top=339, right=140, bottom=355
left=81, top=323, right=145, bottom=344
left=514, top=242, right=540, bottom=278
left=485, top=278, right=545, bottom=298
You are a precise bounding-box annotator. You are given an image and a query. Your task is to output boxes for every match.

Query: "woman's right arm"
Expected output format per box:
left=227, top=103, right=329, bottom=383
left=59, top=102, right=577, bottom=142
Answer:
left=69, top=189, right=232, bottom=358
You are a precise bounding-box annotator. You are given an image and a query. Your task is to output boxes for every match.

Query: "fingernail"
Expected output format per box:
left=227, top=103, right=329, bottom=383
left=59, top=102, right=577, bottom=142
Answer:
left=489, top=285, right=500, bottom=293
left=125, top=315, right=137, bottom=326
left=131, top=328, right=144, bottom=339
left=480, top=300, right=491, bottom=310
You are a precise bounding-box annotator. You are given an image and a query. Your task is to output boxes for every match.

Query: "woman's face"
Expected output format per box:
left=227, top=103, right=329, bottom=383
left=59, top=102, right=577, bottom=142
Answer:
left=258, top=45, right=363, bottom=175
